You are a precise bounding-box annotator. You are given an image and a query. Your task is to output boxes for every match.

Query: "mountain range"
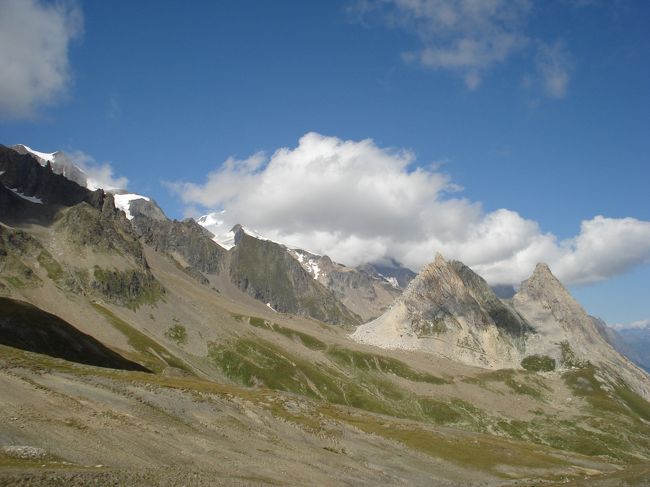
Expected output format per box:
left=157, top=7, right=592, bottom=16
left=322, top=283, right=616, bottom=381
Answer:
left=0, top=143, right=649, bottom=486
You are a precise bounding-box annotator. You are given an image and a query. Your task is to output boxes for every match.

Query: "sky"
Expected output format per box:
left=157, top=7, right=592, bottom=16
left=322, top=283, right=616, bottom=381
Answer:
left=0, top=0, right=649, bottom=328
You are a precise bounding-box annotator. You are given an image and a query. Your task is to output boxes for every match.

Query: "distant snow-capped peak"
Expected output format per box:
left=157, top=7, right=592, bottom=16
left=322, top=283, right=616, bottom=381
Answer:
left=197, top=211, right=277, bottom=250
left=197, top=211, right=237, bottom=249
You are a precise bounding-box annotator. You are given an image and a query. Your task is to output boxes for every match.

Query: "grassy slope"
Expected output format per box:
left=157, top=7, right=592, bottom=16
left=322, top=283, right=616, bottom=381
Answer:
left=0, top=344, right=638, bottom=485
left=2, top=219, right=649, bottom=484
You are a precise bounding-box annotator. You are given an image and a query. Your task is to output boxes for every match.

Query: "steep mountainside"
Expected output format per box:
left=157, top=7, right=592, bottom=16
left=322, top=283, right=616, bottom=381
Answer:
left=197, top=214, right=403, bottom=321
left=513, top=263, right=650, bottom=397
left=353, top=254, right=532, bottom=368
left=2, top=143, right=650, bottom=485
left=229, top=227, right=361, bottom=326
left=132, top=215, right=227, bottom=276
left=353, top=255, right=650, bottom=401
left=288, top=248, right=401, bottom=321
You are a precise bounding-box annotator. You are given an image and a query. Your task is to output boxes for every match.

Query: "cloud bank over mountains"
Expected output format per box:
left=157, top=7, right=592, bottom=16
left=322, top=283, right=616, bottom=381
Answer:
left=171, top=132, right=650, bottom=287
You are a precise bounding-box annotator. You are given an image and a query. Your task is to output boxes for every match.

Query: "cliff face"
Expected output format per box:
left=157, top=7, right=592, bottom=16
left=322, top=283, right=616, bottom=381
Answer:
left=132, top=216, right=227, bottom=275
left=229, top=229, right=361, bottom=326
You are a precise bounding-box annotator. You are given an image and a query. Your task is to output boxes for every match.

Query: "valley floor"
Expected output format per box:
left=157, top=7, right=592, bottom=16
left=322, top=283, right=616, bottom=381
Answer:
left=1, top=346, right=647, bottom=487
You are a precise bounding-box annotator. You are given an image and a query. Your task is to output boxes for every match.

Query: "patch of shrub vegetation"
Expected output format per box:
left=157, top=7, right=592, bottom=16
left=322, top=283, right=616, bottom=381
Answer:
left=36, top=250, right=63, bottom=281
left=92, top=267, right=165, bottom=310
left=271, top=323, right=327, bottom=351
left=165, top=324, right=188, bottom=345
left=326, top=345, right=449, bottom=385
left=208, top=338, right=458, bottom=421
left=521, top=355, right=556, bottom=372
left=559, top=341, right=588, bottom=369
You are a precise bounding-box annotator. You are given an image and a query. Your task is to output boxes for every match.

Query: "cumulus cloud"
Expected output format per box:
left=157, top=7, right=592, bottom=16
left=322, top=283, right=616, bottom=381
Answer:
left=352, top=0, right=572, bottom=97
left=170, top=132, right=650, bottom=286
left=0, top=0, right=82, bottom=119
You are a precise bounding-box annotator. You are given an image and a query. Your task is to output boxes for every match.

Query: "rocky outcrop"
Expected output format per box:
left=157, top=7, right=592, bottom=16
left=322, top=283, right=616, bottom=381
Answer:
left=56, top=195, right=145, bottom=265
left=133, top=216, right=227, bottom=275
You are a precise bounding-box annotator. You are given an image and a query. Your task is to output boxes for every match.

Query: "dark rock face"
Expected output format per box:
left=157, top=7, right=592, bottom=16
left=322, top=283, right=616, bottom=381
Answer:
left=56, top=197, right=145, bottom=266
left=11, top=144, right=89, bottom=187
left=0, top=182, right=27, bottom=217
left=0, top=145, right=104, bottom=209
left=132, top=217, right=227, bottom=274
left=0, top=297, right=149, bottom=372
left=91, top=267, right=164, bottom=309
left=229, top=230, right=361, bottom=326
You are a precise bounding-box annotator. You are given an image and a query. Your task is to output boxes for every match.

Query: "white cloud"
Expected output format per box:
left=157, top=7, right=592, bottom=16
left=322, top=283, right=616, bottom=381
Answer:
left=610, top=319, right=650, bottom=331
left=355, top=0, right=531, bottom=89
left=170, top=132, right=650, bottom=286
left=353, top=0, right=573, bottom=98
left=536, top=41, right=571, bottom=98
left=0, top=0, right=82, bottom=119
left=63, top=150, right=128, bottom=191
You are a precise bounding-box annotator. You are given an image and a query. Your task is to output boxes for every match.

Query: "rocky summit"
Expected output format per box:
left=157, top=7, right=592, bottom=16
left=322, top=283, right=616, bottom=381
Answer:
left=352, top=253, right=532, bottom=368
left=0, top=143, right=649, bottom=486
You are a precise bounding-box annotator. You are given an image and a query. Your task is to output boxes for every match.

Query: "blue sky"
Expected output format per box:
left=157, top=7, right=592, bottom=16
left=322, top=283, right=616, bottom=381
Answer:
left=1, top=0, right=649, bottom=327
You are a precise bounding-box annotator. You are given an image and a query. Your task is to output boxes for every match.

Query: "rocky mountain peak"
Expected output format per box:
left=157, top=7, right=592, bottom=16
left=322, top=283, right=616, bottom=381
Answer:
left=516, top=263, right=576, bottom=314
left=529, top=262, right=559, bottom=285
left=353, top=253, right=531, bottom=368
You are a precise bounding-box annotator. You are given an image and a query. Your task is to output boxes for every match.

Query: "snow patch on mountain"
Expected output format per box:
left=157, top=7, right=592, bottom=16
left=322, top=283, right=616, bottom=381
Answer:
left=15, top=144, right=57, bottom=164
left=384, top=276, right=400, bottom=289
left=306, top=259, right=321, bottom=280
left=114, top=193, right=150, bottom=220
left=287, top=249, right=326, bottom=280
left=197, top=211, right=287, bottom=250
left=197, top=211, right=237, bottom=249
left=9, top=188, right=43, bottom=204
